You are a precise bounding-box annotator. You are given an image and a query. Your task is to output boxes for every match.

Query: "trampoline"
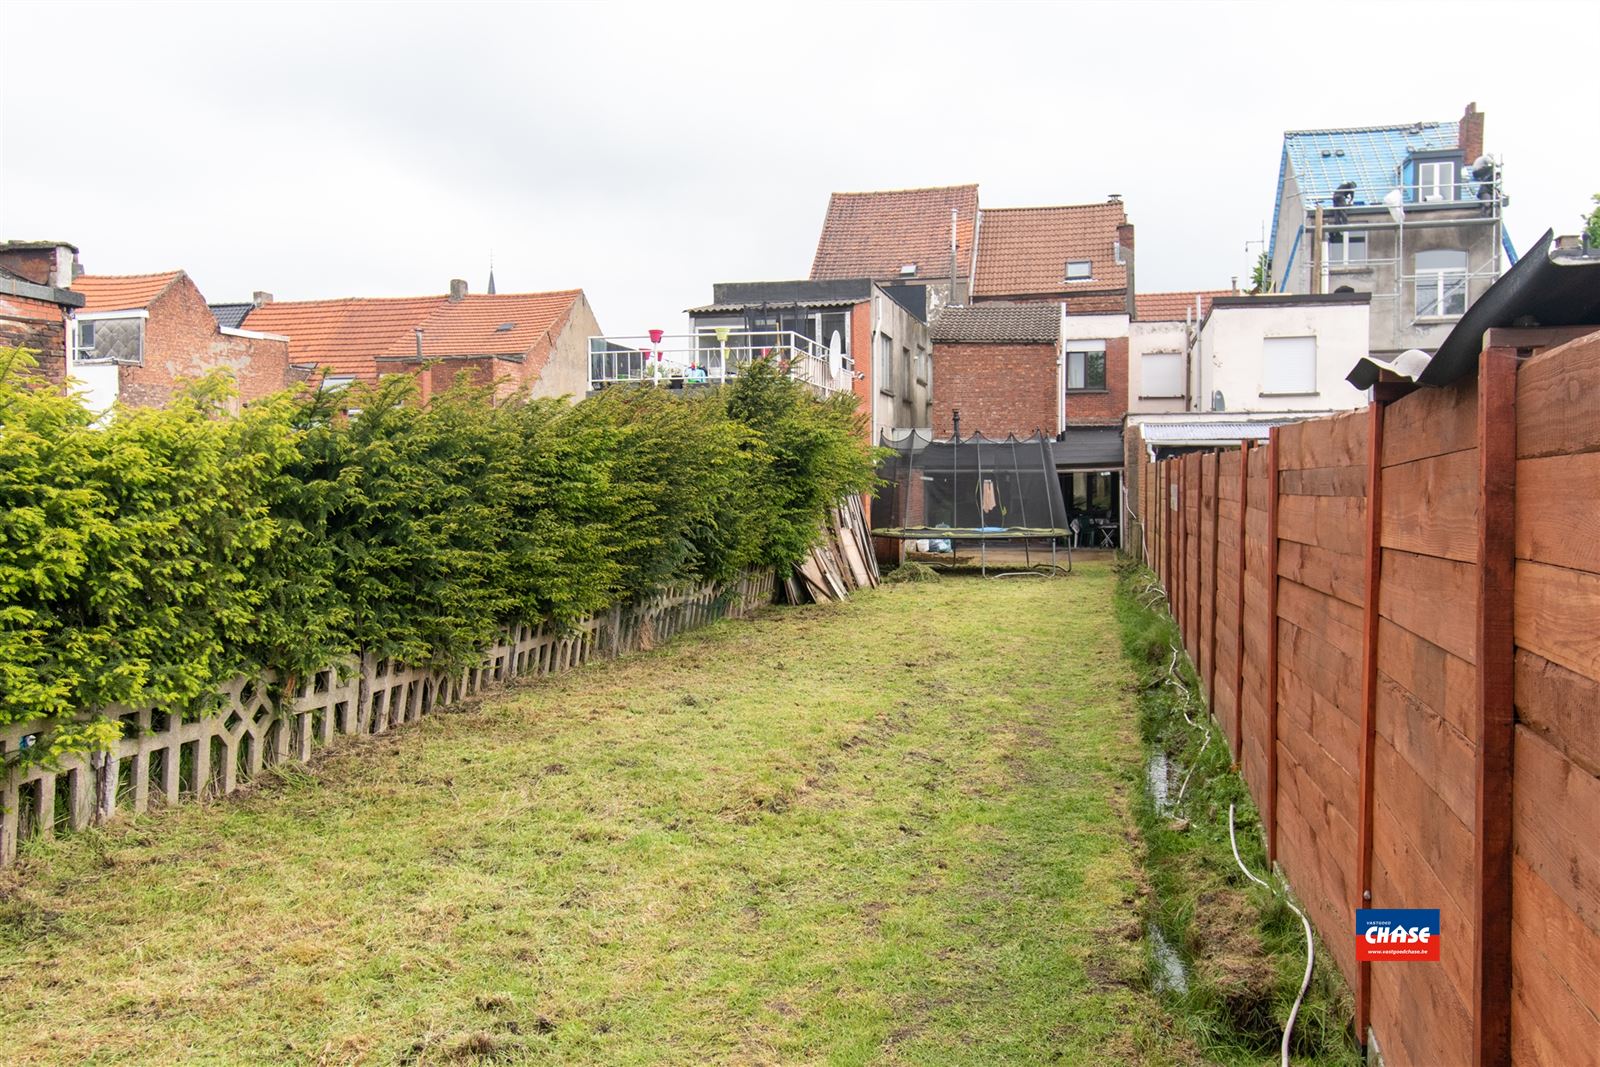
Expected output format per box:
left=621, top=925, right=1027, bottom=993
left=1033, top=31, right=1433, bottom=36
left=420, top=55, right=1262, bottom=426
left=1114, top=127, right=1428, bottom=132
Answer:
left=872, top=429, right=1072, bottom=576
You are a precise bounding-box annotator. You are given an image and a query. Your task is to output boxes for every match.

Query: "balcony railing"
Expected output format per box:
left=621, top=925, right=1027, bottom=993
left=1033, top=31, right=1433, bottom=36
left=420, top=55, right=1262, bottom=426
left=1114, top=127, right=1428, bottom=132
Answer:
left=1307, top=175, right=1503, bottom=213
left=588, top=331, right=854, bottom=396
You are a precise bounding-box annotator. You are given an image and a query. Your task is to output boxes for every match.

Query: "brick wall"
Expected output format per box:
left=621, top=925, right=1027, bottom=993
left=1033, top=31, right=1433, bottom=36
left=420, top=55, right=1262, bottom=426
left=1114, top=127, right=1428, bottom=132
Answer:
left=1, top=294, right=69, bottom=386
left=120, top=275, right=291, bottom=410
left=1459, top=102, right=1484, bottom=164
left=1064, top=336, right=1128, bottom=426
left=930, top=340, right=1057, bottom=438
left=0, top=249, right=60, bottom=287
left=1063, top=292, right=1130, bottom=315
left=973, top=291, right=1128, bottom=315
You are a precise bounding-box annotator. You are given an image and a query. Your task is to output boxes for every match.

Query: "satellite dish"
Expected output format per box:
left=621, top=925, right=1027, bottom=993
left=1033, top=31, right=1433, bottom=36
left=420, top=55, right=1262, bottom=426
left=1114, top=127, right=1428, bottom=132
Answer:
left=826, top=330, right=843, bottom=377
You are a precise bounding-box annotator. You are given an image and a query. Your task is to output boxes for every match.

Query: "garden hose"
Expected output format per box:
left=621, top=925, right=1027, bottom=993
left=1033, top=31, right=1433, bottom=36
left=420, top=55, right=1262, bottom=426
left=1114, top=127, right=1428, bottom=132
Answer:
left=1229, top=802, right=1315, bottom=1067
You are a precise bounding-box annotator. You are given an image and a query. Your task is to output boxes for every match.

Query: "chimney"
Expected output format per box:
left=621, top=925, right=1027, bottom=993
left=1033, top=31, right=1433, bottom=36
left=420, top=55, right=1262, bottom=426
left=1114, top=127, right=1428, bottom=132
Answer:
left=1459, top=102, right=1485, bottom=163
left=1116, top=220, right=1136, bottom=317
left=0, top=241, right=79, bottom=288
left=252, top=290, right=273, bottom=306
left=449, top=279, right=468, bottom=302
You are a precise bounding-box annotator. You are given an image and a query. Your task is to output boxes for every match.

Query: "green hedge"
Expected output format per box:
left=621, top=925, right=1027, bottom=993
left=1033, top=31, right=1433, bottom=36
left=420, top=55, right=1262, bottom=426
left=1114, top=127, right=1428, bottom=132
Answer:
left=0, top=349, right=874, bottom=750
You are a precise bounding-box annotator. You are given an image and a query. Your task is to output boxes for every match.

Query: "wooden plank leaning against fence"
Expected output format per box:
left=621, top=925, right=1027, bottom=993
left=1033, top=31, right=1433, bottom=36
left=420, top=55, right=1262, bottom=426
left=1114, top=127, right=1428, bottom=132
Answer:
left=1131, top=325, right=1600, bottom=1067
left=0, top=572, right=776, bottom=869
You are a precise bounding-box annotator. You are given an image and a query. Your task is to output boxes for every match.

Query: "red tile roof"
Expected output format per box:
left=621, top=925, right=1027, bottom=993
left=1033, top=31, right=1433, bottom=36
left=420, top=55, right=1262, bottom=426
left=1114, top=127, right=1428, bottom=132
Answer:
left=240, top=290, right=585, bottom=380
left=71, top=272, right=184, bottom=313
left=810, top=184, right=979, bottom=281
left=1135, top=290, right=1233, bottom=322
left=241, top=296, right=447, bottom=379
left=971, top=203, right=1127, bottom=299
left=380, top=290, right=581, bottom=360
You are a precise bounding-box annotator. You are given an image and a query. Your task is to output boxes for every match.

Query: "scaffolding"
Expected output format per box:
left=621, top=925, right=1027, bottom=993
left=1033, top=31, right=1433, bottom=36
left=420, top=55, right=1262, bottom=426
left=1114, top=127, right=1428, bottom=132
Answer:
left=1282, top=167, right=1510, bottom=333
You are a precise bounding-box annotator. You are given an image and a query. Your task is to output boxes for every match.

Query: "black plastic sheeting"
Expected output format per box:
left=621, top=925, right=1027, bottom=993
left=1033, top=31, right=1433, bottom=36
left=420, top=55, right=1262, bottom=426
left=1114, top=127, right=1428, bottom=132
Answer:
left=872, top=430, right=1070, bottom=537
left=1348, top=230, right=1600, bottom=390
left=1052, top=426, right=1125, bottom=468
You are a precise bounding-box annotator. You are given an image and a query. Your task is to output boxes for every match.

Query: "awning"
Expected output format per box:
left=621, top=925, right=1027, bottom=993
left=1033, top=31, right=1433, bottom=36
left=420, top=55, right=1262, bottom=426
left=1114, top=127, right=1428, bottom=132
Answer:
left=1052, top=427, right=1124, bottom=467
left=1135, top=420, right=1294, bottom=448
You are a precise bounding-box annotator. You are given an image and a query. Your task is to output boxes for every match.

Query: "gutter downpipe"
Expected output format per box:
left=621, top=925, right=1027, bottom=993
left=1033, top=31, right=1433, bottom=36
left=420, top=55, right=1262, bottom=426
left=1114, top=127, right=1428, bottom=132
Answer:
left=1184, top=302, right=1195, bottom=412
left=1057, top=310, right=1067, bottom=434
left=870, top=286, right=880, bottom=445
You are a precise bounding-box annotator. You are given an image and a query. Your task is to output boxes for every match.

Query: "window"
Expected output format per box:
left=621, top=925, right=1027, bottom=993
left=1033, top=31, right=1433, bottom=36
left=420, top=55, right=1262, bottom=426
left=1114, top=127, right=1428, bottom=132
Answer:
left=1415, top=249, right=1468, bottom=318
left=1326, top=232, right=1367, bottom=267
left=1261, top=335, right=1317, bottom=395
left=877, top=332, right=895, bottom=396
left=1065, top=260, right=1093, bottom=281
left=73, top=317, right=144, bottom=365
left=1141, top=351, right=1184, bottom=398
left=1416, top=160, right=1456, bottom=203
left=319, top=375, right=356, bottom=393
left=1066, top=340, right=1107, bottom=391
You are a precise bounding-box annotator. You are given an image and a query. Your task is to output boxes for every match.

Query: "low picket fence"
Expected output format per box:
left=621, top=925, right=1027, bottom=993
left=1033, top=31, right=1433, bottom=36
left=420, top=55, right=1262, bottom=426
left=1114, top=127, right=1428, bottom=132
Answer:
left=0, top=571, right=774, bottom=868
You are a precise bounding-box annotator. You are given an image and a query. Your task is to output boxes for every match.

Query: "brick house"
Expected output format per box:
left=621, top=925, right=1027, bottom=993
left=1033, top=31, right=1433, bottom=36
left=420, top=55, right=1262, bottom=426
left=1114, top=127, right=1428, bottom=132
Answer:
left=242, top=280, right=600, bottom=402
left=928, top=303, right=1059, bottom=438
left=0, top=241, right=84, bottom=386
left=66, top=270, right=294, bottom=413
left=928, top=302, right=1126, bottom=545
left=809, top=187, right=1139, bottom=426
left=970, top=198, right=1135, bottom=315
left=812, top=188, right=1143, bottom=547
left=809, top=185, right=979, bottom=316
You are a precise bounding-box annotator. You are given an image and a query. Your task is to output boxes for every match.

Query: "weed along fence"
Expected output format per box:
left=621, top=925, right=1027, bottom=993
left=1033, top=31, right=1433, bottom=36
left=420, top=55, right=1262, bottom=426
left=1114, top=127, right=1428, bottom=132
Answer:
left=1132, top=327, right=1600, bottom=1066
left=0, top=572, right=774, bottom=869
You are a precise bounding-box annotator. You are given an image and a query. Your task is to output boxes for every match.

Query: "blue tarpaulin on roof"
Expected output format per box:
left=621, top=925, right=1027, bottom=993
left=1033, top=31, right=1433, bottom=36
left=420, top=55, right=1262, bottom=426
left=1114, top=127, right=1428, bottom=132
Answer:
left=1270, top=122, right=1461, bottom=251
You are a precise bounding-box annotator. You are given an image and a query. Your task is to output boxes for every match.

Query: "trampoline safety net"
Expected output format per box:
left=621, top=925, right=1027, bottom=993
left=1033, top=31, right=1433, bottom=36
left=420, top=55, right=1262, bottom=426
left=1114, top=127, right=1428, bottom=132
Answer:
left=872, top=430, right=1070, bottom=539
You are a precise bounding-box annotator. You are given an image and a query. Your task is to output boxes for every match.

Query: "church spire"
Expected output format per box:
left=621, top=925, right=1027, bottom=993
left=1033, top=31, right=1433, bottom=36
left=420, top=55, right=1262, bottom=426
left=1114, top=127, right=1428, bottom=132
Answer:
left=487, top=253, right=496, bottom=295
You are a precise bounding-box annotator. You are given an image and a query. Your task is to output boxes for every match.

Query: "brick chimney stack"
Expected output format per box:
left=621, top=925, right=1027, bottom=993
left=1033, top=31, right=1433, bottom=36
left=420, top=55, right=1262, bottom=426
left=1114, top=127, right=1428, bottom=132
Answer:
left=448, top=279, right=468, bottom=302
left=1459, top=102, right=1485, bottom=163
left=1116, top=220, right=1136, bottom=317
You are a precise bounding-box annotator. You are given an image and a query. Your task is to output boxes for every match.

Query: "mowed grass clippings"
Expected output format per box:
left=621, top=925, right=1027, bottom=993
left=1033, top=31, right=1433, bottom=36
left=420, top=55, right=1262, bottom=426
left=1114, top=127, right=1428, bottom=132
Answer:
left=0, top=565, right=1202, bottom=1066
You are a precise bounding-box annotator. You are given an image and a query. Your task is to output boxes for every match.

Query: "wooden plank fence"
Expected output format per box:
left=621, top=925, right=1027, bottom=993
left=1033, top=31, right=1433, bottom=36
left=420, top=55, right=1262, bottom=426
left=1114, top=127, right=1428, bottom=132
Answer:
left=1130, top=328, right=1600, bottom=1067
left=0, top=572, right=774, bottom=869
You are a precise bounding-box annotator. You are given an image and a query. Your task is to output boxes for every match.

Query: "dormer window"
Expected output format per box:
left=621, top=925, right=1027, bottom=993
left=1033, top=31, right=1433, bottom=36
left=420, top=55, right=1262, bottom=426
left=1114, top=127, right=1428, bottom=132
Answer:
left=1412, top=155, right=1462, bottom=203
left=1065, top=260, right=1093, bottom=282
left=900, top=263, right=917, bottom=277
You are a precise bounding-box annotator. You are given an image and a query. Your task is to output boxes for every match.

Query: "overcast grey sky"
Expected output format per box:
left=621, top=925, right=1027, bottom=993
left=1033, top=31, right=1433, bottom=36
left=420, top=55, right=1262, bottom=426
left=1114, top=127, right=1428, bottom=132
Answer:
left=4, top=1, right=1596, bottom=335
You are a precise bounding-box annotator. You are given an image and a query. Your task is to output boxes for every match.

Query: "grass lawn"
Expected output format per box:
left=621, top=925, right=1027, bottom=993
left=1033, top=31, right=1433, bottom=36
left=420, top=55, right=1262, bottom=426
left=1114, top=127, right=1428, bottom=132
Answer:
left=0, top=564, right=1204, bottom=1065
